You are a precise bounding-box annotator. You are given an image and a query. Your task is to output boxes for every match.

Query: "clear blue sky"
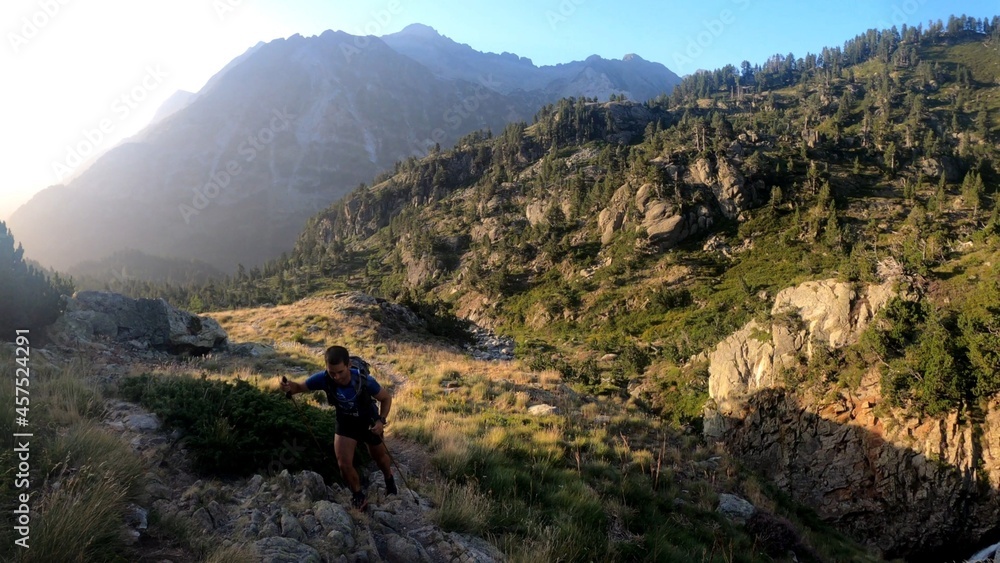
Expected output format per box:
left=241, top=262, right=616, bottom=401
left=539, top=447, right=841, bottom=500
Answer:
left=2, top=0, right=996, bottom=220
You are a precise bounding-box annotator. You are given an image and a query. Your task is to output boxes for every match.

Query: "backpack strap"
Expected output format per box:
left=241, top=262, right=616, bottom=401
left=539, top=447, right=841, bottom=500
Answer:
left=349, top=356, right=377, bottom=418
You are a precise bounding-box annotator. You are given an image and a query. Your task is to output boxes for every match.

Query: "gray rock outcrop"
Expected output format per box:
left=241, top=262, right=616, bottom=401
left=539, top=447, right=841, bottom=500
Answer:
left=707, top=279, right=895, bottom=416
left=51, top=291, right=227, bottom=355
left=597, top=155, right=757, bottom=249
left=704, top=278, right=1000, bottom=557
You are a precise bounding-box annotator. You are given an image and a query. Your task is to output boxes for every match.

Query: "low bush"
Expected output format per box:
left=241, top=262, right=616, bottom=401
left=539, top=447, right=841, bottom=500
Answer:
left=119, top=374, right=340, bottom=480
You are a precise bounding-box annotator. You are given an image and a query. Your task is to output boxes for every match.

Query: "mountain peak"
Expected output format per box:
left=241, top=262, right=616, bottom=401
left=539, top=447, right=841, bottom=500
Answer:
left=623, top=53, right=645, bottom=62
left=397, top=23, right=442, bottom=38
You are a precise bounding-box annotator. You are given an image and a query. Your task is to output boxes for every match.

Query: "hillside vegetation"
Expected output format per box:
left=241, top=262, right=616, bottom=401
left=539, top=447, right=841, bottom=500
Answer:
left=126, top=18, right=1000, bottom=423
left=52, top=16, right=1000, bottom=560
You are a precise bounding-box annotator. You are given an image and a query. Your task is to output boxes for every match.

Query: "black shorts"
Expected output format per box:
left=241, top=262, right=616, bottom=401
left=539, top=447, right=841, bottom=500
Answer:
left=336, top=415, right=382, bottom=446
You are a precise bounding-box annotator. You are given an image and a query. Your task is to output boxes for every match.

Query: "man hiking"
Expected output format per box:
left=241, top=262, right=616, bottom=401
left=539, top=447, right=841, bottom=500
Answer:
left=280, top=345, right=395, bottom=510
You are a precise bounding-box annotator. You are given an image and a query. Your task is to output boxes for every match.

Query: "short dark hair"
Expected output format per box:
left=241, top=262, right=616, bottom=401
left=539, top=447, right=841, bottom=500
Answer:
left=324, top=345, right=350, bottom=366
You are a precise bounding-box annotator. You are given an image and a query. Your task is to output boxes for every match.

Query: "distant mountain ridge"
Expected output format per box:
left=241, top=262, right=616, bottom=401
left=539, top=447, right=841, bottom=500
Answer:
left=383, top=24, right=681, bottom=102
left=8, top=26, right=680, bottom=273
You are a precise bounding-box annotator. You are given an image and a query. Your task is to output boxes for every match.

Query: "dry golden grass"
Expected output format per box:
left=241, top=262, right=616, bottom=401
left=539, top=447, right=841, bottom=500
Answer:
left=206, top=294, right=377, bottom=351
left=119, top=293, right=819, bottom=560
left=33, top=360, right=106, bottom=425
left=0, top=349, right=146, bottom=563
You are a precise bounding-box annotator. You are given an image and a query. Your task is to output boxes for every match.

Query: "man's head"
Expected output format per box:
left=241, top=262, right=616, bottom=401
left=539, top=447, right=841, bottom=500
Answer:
left=324, top=345, right=352, bottom=385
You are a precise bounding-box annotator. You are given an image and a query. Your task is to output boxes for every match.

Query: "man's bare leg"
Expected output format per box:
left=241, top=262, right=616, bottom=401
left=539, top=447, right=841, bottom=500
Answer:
left=334, top=434, right=361, bottom=493
left=369, top=442, right=393, bottom=477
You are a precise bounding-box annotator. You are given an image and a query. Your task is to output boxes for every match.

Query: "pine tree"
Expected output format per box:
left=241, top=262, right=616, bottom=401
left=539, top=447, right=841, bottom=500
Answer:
left=932, top=174, right=948, bottom=215
left=0, top=222, right=68, bottom=339
left=824, top=203, right=841, bottom=250
left=962, top=171, right=985, bottom=218
left=884, top=141, right=898, bottom=175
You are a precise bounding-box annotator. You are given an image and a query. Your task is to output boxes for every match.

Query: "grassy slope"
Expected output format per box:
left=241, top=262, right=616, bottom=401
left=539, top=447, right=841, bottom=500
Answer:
left=197, top=296, right=881, bottom=562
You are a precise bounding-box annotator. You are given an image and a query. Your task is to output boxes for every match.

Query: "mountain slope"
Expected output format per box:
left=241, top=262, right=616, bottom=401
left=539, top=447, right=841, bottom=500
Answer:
left=147, top=21, right=1000, bottom=558
left=9, top=28, right=678, bottom=274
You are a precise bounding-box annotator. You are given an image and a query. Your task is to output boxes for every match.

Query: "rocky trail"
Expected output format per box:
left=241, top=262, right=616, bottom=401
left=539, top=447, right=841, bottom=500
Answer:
left=79, top=347, right=502, bottom=563
left=32, top=289, right=503, bottom=563
left=28, top=289, right=521, bottom=561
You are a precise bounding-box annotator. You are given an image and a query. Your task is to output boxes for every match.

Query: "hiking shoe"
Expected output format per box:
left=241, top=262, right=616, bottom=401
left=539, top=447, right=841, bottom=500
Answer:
left=385, top=476, right=397, bottom=496
left=351, top=490, right=368, bottom=510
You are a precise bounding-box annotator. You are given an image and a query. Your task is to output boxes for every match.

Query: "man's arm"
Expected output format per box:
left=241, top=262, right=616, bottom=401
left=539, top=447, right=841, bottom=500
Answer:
left=370, top=387, right=392, bottom=435
left=373, top=388, right=392, bottom=421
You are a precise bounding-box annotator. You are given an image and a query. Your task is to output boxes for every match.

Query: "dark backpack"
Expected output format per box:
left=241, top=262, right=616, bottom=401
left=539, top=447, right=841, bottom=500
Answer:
left=349, top=356, right=379, bottom=417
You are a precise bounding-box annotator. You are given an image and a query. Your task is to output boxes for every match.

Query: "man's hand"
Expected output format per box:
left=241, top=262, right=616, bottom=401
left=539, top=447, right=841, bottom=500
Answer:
left=280, top=376, right=294, bottom=398
left=371, top=419, right=385, bottom=437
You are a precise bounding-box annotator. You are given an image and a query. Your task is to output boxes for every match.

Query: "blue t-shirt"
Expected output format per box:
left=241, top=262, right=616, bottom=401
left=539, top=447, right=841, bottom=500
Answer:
left=304, top=368, right=381, bottom=419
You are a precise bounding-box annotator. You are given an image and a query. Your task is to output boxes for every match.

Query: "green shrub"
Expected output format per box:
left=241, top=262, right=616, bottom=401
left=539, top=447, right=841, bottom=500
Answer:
left=958, top=280, right=1000, bottom=398
left=119, top=375, right=339, bottom=480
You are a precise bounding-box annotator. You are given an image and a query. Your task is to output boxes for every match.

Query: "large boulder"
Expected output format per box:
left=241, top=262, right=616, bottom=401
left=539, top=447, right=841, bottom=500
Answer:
left=52, top=291, right=227, bottom=355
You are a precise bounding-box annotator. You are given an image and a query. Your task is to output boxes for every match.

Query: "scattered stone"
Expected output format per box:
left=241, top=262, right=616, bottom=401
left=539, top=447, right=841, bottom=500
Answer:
left=300, top=514, right=321, bottom=537
left=125, top=503, right=148, bottom=533
left=193, top=507, right=215, bottom=531
left=408, top=526, right=503, bottom=562
left=717, top=494, right=756, bottom=524
left=125, top=413, right=161, bottom=432
left=280, top=508, right=306, bottom=541
left=206, top=500, right=227, bottom=529
left=694, top=456, right=722, bottom=471
left=145, top=482, right=173, bottom=500
left=385, top=533, right=425, bottom=562
left=245, top=474, right=265, bottom=496
left=314, top=500, right=354, bottom=536
left=373, top=510, right=407, bottom=533
left=229, top=342, right=276, bottom=357
left=293, top=470, right=328, bottom=502
left=464, top=325, right=515, bottom=361
left=327, top=529, right=356, bottom=552
left=254, top=536, right=322, bottom=563
left=527, top=404, right=558, bottom=416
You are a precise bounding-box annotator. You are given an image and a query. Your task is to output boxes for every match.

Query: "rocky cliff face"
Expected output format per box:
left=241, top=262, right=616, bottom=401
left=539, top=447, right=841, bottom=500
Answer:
left=597, top=154, right=759, bottom=248
left=704, top=278, right=1000, bottom=557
